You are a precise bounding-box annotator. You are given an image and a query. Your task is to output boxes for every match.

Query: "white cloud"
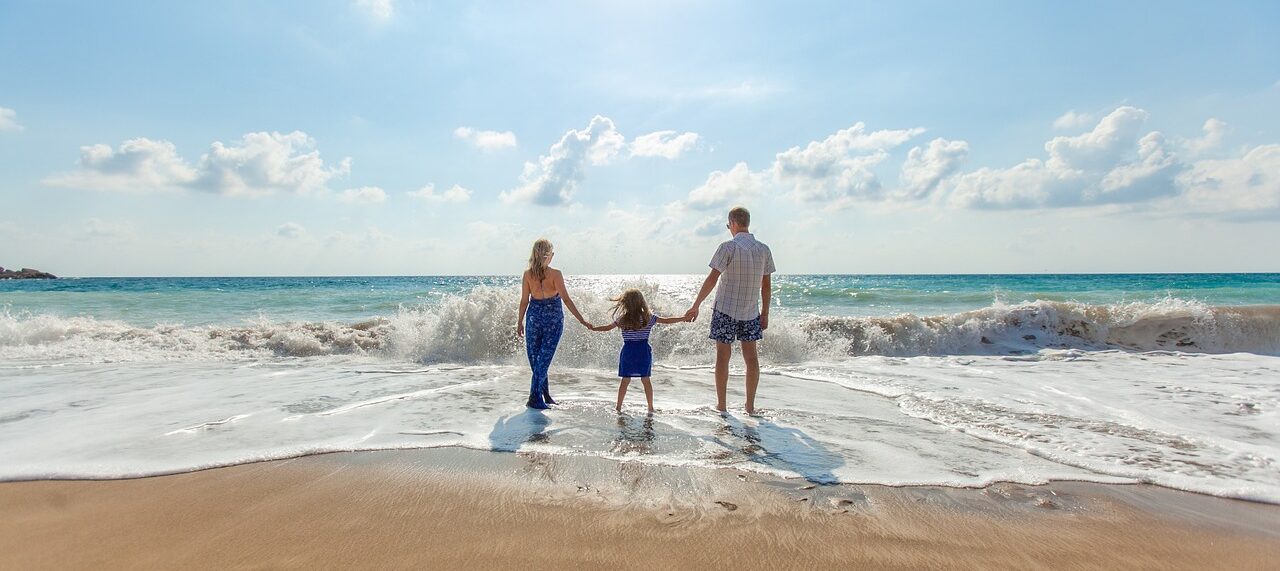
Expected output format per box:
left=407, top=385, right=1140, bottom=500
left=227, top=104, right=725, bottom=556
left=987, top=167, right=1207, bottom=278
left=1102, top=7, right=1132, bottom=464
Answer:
left=407, top=183, right=471, bottom=203
left=949, top=107, right=1181, bottom=209
left=772, top=122, right=924, bottom=203
left=44, top=138, right=198, bottom=192
left=1045, top=106, right=1149, bottom=171
left=501, top=115, right=625, bottom=206
left=277, top=222, right=306, bottom=238
left=1053, top=110, right=1094, bottom=130
left=948, top=159, right=1081, bottom=209
left=684, top=162, right=764, bottom=210
left=1183, top=118, right=1228, bottom=155
left=668, top=107, right=1272, bottom=217
left=338, top=186, right=387, bottom=204
left=1094, top=132, right=1179, bottom=202
left=45, top=131, right=351, bottom=197
left=631, top=130, right=700, bottom=159
left=1177, top=144, right=1280, bottom=217
left=353, top=0, right=394, bottom=22
left=673, top=123, right=945, bottom=212
left=193, top=131, right=350, bottom=197
left=0, top=106, right=21, bottom=131
left=897, top=138, right=969, bottom=200
left=454, top=127, right=517, bottom=151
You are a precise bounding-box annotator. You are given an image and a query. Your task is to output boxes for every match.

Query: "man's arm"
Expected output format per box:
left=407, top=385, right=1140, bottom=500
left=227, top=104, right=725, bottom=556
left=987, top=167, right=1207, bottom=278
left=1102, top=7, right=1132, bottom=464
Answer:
left=684, top=269, right=721, bottom=322
left=760, top=273, right=771, bottom=330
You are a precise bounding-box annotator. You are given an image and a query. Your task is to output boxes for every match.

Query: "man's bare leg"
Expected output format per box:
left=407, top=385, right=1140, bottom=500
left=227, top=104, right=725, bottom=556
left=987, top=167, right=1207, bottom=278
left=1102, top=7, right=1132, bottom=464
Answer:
left=741, top=340, right=760, bottom=415
left=715, top=342, right=732, bottom=412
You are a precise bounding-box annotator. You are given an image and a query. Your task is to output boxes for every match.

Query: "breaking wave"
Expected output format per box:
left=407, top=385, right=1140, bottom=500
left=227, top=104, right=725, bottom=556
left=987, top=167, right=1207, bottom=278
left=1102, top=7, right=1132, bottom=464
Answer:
left=2, top=286, right=1277, bottom=363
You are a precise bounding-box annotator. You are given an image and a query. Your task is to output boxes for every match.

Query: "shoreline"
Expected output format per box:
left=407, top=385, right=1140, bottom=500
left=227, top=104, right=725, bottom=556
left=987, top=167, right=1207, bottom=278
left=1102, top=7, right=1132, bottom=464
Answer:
left=5, top=444, right=1280, bottom=511
left=2, top=448, right=1277, bottom=570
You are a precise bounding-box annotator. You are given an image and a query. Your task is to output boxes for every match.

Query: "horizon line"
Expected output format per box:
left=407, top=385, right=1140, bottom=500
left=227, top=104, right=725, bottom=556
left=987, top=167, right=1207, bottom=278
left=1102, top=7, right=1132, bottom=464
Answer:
left=7, top=271, right=1279, bottom=280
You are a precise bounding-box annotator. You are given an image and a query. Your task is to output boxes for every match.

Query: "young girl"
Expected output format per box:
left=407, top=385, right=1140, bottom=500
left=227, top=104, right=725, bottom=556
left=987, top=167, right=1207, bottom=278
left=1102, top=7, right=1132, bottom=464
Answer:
left=589, top=289, right=687, bottom=413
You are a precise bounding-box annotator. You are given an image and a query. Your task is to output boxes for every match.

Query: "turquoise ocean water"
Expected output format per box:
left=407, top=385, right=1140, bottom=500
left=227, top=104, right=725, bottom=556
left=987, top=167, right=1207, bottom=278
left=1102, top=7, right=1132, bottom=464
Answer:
left=3, top=273, right=1277, bottom=326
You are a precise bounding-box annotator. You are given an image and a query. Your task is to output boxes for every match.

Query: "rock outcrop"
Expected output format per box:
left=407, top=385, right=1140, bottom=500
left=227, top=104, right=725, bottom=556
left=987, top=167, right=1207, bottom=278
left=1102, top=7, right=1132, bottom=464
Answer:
left=0, top=266, right=57, bottom=279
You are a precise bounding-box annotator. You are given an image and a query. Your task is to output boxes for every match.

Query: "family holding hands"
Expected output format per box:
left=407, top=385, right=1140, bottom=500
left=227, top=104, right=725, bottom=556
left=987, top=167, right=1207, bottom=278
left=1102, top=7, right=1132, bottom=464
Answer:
left=516, top=207, right=776, bottom=415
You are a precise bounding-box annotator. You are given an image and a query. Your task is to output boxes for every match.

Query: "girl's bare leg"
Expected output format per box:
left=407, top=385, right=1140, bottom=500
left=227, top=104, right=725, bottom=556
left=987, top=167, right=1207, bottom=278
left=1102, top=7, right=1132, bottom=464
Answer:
left=640, top=377, right=654, bottom=413
left=615, top=378, right=630, bottom=412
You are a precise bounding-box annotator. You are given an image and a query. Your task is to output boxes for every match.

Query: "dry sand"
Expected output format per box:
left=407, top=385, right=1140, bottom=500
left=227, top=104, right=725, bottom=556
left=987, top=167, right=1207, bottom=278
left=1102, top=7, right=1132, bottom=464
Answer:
left=2, top=448, right=1277, bottom=570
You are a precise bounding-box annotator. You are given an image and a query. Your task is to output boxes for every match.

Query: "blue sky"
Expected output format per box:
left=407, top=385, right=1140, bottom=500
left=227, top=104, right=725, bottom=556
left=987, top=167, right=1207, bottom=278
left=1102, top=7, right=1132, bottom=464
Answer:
left=1, top=0, right=1278, bottom=276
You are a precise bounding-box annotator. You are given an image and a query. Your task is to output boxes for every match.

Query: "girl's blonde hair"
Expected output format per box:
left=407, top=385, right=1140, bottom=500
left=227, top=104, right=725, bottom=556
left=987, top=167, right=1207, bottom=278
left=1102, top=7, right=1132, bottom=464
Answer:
left=610, top=288, right=652, bottom=331
left=527, top=239, right=553, bottom=281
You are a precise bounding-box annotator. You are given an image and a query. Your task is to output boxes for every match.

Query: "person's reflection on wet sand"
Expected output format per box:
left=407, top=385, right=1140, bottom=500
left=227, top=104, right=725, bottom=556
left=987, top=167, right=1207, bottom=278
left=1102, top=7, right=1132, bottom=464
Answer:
left=611, top=413, right=656, bottom=455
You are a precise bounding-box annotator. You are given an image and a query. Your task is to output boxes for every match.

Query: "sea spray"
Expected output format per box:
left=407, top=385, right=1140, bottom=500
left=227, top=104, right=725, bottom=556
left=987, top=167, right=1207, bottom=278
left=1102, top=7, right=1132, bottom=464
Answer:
left=3, top=290, right=1277, bottom=363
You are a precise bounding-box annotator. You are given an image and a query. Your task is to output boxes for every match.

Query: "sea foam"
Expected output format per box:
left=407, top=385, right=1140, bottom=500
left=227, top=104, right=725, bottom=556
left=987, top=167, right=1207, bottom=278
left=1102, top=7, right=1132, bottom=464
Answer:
left=3, top=288, right=1277, bottom=364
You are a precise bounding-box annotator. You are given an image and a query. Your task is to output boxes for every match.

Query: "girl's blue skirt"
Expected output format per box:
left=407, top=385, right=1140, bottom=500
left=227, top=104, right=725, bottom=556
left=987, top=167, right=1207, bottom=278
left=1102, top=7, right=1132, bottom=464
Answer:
left=618, top=340, right=652, bottom=378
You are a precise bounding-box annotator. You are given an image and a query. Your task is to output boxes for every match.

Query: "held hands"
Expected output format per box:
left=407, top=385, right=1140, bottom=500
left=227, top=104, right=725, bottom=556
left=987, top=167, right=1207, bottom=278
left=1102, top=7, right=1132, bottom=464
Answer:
left=675, top=306, right=764, bottom=328
left=579, top=311, right=701, bottom=330
left=516, top=322, right=524, bottom=338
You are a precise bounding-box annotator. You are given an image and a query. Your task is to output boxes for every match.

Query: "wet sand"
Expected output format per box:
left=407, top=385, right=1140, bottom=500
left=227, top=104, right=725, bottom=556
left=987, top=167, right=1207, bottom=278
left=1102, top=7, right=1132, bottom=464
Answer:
left=2, top=448, right=1277, bottom=570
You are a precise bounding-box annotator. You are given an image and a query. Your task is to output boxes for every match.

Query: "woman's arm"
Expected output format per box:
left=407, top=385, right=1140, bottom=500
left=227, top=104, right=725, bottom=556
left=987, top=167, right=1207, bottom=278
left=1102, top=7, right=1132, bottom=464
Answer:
left=554, top=270, right=591, bottom=327
left=516, top=272, right=530, bottom=337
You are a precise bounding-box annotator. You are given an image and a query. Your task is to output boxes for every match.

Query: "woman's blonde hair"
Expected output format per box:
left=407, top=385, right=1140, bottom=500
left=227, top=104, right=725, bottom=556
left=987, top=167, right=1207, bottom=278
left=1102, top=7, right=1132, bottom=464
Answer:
left=610, top=288, right=652, bottom=331
left=528, top=239, right=553, bottom=281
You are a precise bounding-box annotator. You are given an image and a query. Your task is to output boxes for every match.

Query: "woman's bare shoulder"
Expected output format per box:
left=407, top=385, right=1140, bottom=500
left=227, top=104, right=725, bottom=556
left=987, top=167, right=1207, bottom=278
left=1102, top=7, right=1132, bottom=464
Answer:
left=546, top=267, right=564, bottom=279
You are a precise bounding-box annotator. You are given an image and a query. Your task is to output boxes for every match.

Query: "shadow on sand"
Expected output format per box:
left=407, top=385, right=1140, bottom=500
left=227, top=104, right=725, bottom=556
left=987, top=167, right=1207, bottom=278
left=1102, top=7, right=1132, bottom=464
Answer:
left=709, top=414, right=845, bottom=485
left=487, top=409, right=554, bottom=452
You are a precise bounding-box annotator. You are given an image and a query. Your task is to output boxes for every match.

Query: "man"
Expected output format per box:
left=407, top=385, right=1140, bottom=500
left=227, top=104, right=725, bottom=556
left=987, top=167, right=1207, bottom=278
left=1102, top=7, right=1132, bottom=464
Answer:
left=684, top=206, right=775, bottom=415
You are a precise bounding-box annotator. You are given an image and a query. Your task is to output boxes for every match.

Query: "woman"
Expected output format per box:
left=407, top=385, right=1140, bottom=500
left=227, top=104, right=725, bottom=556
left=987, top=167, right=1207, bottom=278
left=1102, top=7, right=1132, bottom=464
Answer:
left=516, top=239, right=591, bottom=409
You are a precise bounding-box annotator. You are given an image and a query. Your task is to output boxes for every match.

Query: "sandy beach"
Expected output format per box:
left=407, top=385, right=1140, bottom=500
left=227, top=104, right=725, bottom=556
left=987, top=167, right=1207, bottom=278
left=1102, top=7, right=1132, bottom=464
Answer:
left=2, top=448, right=1277, bottom=570
left=5, top=0, right=1279, bottom=568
